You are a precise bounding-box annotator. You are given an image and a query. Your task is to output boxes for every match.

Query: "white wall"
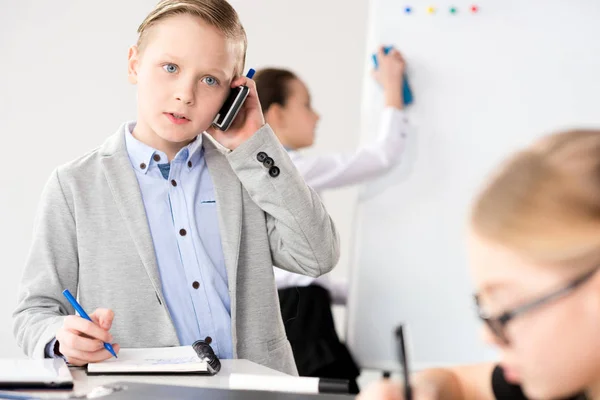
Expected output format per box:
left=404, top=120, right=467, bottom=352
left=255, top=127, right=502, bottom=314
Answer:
left=0, top=1, right=368, bottom=357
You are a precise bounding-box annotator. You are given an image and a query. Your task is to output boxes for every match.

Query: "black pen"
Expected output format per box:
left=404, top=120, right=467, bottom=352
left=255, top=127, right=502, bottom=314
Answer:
left=396, top=325, right=412, bottom=400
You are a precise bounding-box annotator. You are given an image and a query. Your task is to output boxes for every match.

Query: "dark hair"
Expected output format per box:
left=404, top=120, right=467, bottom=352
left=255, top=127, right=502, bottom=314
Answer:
left=254, top=68, right=298, bottom=113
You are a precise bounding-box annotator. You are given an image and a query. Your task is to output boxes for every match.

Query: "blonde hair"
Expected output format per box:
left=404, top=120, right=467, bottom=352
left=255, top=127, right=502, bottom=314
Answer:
left=471, top=130, right=600, bottom=265
left=137, top=0, right=247, bottom=76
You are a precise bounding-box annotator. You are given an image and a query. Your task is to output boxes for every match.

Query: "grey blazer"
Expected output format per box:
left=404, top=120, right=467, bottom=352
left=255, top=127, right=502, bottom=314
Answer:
left=13, top=124, right=340, bottom=375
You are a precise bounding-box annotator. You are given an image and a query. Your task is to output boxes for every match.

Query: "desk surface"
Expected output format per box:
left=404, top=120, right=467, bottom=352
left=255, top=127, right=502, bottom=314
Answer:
left=17, top=359, right=286, bottom=399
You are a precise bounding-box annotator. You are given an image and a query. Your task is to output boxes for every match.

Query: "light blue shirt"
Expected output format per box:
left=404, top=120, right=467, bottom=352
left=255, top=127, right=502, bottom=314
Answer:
left=124, top=121, right=232, bottom=359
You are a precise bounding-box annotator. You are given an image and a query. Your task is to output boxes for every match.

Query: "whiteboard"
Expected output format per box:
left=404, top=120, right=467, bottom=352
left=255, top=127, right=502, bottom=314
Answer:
left=347, top=0, right=600, bottom=371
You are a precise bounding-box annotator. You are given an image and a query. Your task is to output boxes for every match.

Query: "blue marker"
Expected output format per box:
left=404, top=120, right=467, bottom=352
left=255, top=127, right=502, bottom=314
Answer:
left=246, top=68, right=256, bottom=79
left=62, top=289, right=117, bottom=358
left=372, top=46, right=414, bottom=106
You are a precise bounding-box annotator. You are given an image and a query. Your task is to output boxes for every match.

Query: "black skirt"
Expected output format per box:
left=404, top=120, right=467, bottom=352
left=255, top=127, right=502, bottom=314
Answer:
left=278, top=284, right=360, bottom=393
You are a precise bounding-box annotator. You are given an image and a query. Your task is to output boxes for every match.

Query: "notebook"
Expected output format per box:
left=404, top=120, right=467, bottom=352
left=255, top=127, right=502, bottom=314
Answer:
left=87, top=346, right=209, bottom=375
left=0, top=358, right=73, bottom=389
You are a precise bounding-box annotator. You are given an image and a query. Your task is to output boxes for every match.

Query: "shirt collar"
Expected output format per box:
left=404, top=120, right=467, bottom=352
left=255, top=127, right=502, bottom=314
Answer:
left=124, top=121, right=204, bottom=174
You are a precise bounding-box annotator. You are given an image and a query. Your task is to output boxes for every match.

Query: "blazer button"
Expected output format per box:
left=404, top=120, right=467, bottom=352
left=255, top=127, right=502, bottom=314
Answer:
left=192, top=281, right=200, bottom=289
left=257, top=152, right=267, bottom=163
left=269, top=166, right=280, bottom=178
left=263, top=157, right=274, bottom=168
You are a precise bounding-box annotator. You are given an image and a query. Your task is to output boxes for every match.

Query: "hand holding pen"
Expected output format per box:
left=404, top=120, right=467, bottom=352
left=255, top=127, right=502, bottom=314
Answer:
left=54, top=289, right=119, bottom=366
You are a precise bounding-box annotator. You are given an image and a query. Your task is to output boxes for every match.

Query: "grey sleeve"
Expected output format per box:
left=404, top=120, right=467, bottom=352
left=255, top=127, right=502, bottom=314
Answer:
left=13, top=169, right=77, bottom=358
left=227, top=124, right=340, bottom=278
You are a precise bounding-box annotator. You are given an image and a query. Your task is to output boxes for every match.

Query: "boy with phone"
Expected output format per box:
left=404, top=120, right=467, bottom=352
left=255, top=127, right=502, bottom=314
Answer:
left=13, top=0, right=339, bottom=376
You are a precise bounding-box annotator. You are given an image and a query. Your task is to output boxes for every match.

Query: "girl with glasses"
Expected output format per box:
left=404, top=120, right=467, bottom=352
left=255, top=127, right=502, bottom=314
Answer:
left=359, top=130, right=600, bottom=400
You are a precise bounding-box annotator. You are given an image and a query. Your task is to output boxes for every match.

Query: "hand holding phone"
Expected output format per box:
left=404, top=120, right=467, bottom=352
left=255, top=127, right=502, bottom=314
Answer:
left=212, top=68, right=255, bottom=131
left=207, top=68, right=265, bottom=150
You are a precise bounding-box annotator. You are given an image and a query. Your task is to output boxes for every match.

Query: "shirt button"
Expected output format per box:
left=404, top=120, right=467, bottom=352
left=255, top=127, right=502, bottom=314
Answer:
left=188, top=161, right=193, bottom=168
left=257, top=152, right=267, bottom=163
left=263, top=157, right=274, bottom=168
left=140, top=163, right=147, bottom=170
left=179, top=229, right=187, bottom=236
left=205, top=336, right=212, bottom=345
left=153, top=154, right=161, bottom=162
left=269, top=166, right=280, bottom=178
left=171, top=180, right=177, bottom=187
left=192, top=281, right=200, bottom=289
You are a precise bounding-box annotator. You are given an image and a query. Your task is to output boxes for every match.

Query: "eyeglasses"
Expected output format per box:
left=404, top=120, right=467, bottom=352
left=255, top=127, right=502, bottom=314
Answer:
left=474, top=265, right=600, bottom=345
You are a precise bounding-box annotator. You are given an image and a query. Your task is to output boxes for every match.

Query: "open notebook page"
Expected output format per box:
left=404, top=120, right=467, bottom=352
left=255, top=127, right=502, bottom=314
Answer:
left=87, top=346, right=208, bottom=374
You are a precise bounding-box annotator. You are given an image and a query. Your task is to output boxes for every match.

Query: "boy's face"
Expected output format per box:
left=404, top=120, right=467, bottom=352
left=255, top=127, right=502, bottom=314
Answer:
left=128, top=14, right=238, bottom=144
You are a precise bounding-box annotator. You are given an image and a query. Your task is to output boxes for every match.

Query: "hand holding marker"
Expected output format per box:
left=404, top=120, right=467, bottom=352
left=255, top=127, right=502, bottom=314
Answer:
left=372, top=46, right=413, bottom=106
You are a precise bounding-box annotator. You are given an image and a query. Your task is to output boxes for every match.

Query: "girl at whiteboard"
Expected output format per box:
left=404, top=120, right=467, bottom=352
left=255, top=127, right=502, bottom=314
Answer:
left=358, top=130, right=600, bottom=400
left=254, top=46, right=409, bottom=394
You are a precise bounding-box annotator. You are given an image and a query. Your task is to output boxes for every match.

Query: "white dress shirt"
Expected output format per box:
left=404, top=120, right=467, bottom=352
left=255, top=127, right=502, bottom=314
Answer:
left=274, top=107, right=410, bottom=304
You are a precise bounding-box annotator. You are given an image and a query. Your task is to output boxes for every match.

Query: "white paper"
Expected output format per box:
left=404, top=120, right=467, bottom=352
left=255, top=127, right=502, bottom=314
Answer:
left=87, top=346, right=207, bottom=374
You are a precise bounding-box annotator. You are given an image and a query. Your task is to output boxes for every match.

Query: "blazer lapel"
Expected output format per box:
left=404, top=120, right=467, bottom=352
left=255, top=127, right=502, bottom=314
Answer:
left=202, top=134, right=242, bottom=305
left=99, top=129, right=167, bottom=305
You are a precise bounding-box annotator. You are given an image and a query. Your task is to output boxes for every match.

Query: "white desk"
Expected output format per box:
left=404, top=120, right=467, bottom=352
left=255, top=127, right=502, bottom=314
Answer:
left=16, top=359, right=286, bottom=399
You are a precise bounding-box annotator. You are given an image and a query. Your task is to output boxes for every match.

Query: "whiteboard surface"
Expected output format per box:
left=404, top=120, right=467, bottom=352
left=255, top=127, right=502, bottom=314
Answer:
left=348, top=0, right=600, bottom=371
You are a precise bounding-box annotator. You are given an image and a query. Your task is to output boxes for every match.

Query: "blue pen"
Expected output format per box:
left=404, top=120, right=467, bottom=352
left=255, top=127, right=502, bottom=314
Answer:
left=246, top=68, right=256, bottom=79
left=62, top=289, right=117, bottom=358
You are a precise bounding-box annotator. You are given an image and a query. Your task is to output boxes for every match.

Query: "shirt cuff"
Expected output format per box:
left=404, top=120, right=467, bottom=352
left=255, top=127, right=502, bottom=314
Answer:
left=382, top=106, right=409, bottom=124
left=45, top=337, right=66, bottom=361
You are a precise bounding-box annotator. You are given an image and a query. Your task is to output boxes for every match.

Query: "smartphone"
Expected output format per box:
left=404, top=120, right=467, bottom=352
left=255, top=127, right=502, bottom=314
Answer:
left=212, top=85, right=250, bottom=131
